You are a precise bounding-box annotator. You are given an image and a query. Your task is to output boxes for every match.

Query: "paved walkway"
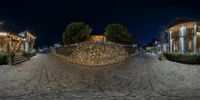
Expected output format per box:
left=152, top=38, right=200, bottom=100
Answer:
left=0, top=53, right=200, bottom=100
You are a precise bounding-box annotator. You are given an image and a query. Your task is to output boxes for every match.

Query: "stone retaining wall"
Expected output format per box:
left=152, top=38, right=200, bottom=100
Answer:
left=53, top=42, right=129, bottom=66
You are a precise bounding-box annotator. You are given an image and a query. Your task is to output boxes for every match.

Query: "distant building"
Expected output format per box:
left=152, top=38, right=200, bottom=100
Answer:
left=165, top=19, right=200, bottom=53
left=88, top=35, right=106, bottom=42
left=144, top=39, right=167, bottom=53
left=19, top=31, right=36, bottom=52
left=0, top=22, right=36, bottom=53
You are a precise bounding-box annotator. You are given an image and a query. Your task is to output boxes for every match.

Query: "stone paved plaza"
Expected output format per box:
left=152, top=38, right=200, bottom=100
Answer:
left=0, top=53, right=200, bottom=100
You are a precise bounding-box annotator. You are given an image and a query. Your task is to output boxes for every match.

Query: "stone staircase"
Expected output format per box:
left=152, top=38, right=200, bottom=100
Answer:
left=12, top=53, right=29, bottom=65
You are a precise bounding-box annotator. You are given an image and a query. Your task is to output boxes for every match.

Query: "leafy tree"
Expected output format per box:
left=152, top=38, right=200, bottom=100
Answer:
left=63, top=22, right=92, bottom=45
left=104, top=24, right=133, bottom=44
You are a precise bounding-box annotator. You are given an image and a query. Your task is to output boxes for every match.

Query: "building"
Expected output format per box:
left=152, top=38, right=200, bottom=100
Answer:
left=165, top=19, right=200, bottom=53
left=144, top=39, right=167, bottom=54
left=19, top=31, right=36, bottom=52
left=88, top=35, right=106, bottom=42
left=0, top=22, right=36, bottom=53
left=0, top=32, right=24, bottom=53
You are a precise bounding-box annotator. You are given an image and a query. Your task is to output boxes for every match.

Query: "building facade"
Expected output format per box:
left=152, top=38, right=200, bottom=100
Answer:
left=0, top=21, right=36, bottom=53
left=165, top=19, right=200, bottom=53
left=0, top=31, right=36, bottom=53
left=0, top=32, right=24, bottom=53
left=19, top=31, right=36, bottom=52
left=88, top=35, right=106, bottom=42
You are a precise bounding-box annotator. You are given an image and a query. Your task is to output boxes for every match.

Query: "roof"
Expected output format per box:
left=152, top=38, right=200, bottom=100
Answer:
left=24, top=30, right=36, bottom=36
left=166, top=19, right=200, bottom=29
left=0, top=31, right=24, bottom=40
left=9, top=32, right=24, bottom=39
left=20, top=30, right=36, bottom=38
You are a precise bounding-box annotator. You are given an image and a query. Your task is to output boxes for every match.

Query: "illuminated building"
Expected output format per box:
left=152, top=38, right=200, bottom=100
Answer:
left=165, top=19, right=200, bottom=52
left=0, top=22, right=36, bottom=53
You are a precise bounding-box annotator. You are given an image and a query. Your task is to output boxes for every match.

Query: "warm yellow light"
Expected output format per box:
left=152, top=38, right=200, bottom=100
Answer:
left=94, top=36, right=104, bottom=39
left=197, top=32, right=200, bottom=36
left=0, top=32, right=8, bottom=36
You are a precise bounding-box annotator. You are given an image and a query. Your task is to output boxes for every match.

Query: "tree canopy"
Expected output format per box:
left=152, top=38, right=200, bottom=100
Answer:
left=104, top=24, right=133, bottom=44
left=63, top=22, right=92, bottom=45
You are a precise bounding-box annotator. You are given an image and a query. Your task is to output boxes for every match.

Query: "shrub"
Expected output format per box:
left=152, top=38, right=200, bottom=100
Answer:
left=164, top=52, right=200, bottom=64
left=0, top=53, right=8, bottom=64
left=0, top=52, right=15, bottom=65
left=23, top=52, right=37, bottom=58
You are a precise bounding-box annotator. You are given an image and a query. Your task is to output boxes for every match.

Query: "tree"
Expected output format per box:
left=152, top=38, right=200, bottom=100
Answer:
left=63, top=22, right=92, bottom=45
left=104, top=24, right=133, bottom=44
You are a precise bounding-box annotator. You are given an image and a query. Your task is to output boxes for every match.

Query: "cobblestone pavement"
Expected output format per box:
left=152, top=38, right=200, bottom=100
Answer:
left=0, top=53, right=200, bottom=100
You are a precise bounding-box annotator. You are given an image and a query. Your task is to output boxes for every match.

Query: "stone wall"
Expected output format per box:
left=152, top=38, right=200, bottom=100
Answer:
left=53, top=42, right=129, bottom=66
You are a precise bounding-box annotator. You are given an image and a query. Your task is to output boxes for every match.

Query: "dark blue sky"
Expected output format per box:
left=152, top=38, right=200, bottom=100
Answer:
left=0, top=0, right=200, bottom=46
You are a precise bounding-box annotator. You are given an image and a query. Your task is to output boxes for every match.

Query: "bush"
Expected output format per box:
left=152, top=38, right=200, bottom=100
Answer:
left=164, top=52, right=200, bottom=64
left=0, top=53, right=8, bottom=64
left=23, top=52, right=37, bottom=58
left=0, top=52, right=15, bottom=65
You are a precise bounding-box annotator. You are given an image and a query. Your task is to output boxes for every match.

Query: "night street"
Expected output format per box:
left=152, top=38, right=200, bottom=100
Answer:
left=0, top=53, right=199, bottom=100
left=1, top=0, right=200, bottom=100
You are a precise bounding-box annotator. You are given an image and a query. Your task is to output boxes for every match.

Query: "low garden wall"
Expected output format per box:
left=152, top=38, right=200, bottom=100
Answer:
left=164, top=52, right=200, bottom=64
left=53, top=41, right=130, bottom=66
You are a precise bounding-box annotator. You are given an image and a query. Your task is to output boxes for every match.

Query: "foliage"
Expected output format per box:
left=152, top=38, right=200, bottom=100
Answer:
left=23, top=52, right=37, bottom=58
left=0, top=52, right=15, bottom=64
left=0, top=53, right=9, bottom=64
left=104, top=24, right=133, bottom=44
left=63, top=22, right=92, bottom=45
left=164, top=52, right=200, bottom=64
left=145, top=47, right=160, bottom=54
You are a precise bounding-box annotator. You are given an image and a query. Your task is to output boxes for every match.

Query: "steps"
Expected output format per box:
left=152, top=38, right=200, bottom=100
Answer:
left=12, top=53, right=30, bottom=65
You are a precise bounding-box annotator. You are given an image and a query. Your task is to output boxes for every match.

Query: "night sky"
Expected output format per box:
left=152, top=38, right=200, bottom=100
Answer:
left=0, top=0, right=200, bottom=47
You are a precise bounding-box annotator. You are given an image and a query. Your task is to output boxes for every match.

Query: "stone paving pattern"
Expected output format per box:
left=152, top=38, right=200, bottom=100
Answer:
left=0, top=53, right=200, bottom=100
